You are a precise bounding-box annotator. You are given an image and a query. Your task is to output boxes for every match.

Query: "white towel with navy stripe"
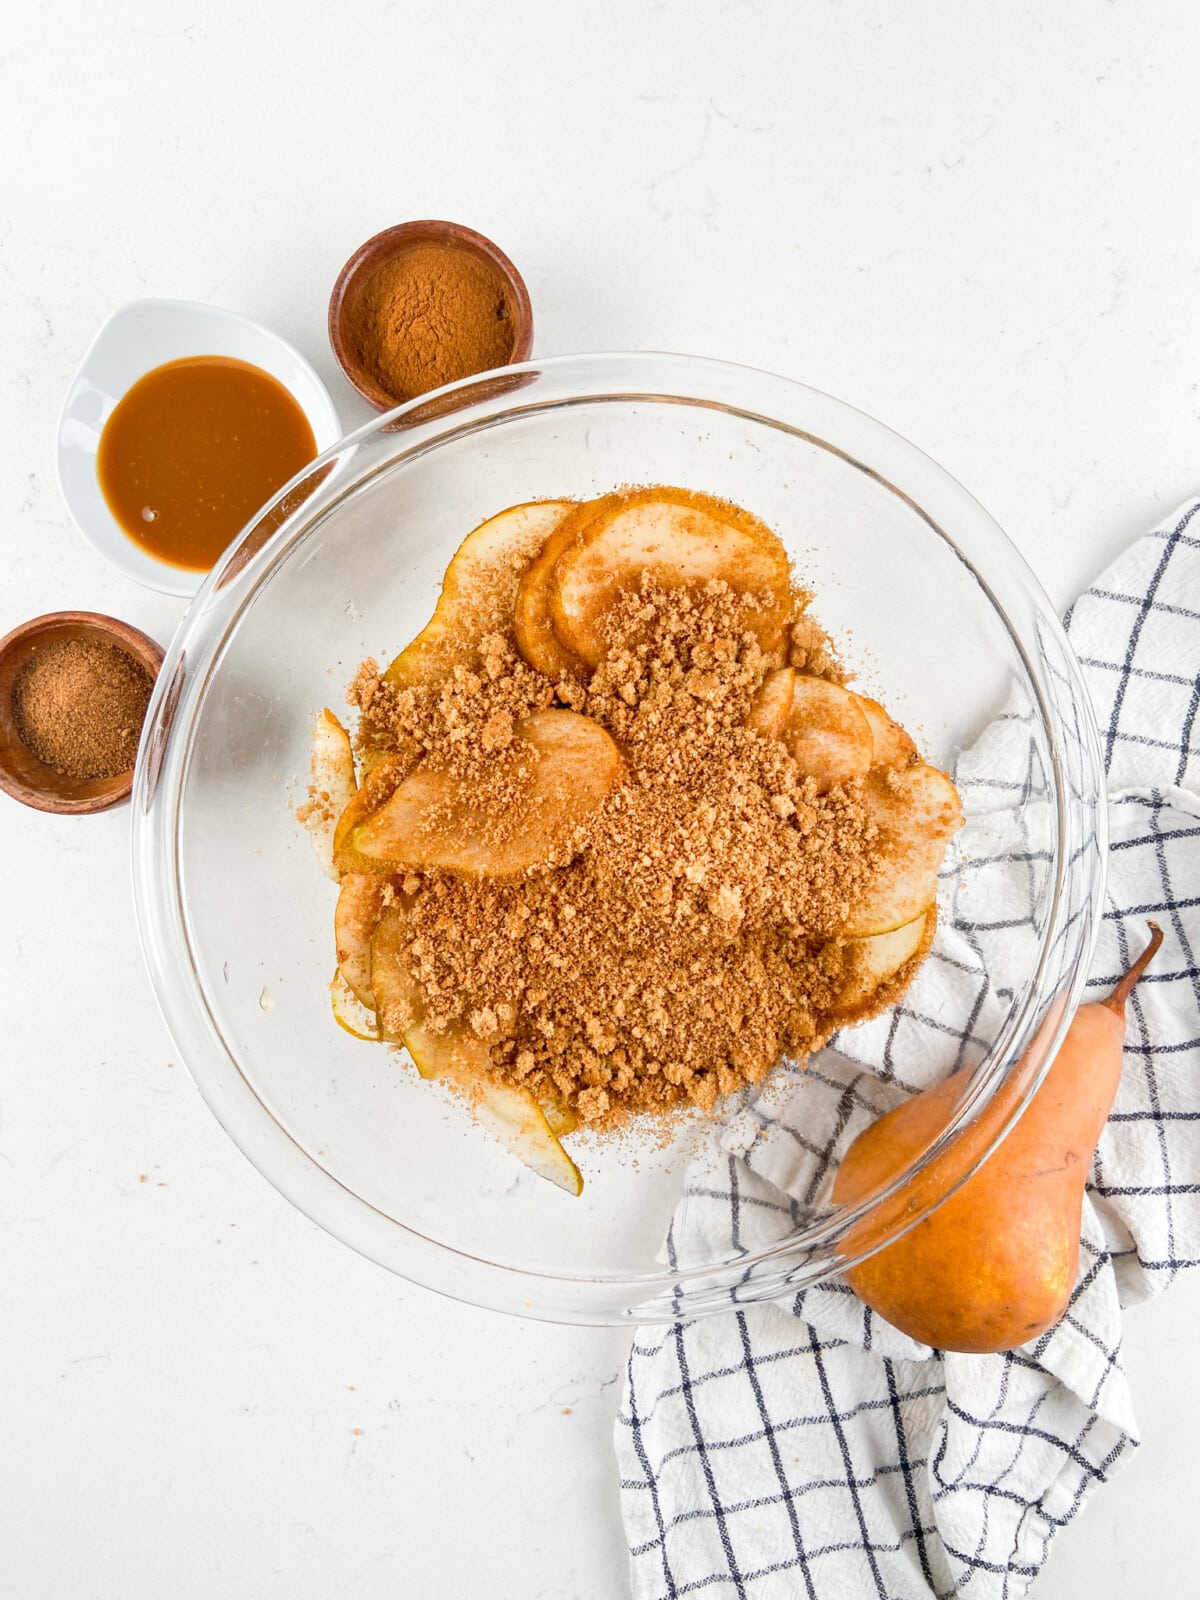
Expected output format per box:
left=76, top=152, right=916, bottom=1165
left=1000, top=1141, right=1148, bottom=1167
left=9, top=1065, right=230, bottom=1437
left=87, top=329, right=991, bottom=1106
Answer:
left=616, top=501, right=1200, bottom=1599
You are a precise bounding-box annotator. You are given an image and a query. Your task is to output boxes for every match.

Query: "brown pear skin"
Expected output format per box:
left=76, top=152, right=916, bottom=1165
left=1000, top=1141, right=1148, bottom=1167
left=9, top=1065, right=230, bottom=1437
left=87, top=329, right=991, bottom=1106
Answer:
left=832, top=923, right=1163, bottom=1353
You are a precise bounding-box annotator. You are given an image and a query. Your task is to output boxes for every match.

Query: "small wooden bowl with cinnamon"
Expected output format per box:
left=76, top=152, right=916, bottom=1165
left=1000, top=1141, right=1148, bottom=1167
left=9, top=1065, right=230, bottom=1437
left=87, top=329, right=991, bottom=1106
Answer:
left=0, top=612, right=164, bottom=815
left=328, top=220, right=534, bottom=413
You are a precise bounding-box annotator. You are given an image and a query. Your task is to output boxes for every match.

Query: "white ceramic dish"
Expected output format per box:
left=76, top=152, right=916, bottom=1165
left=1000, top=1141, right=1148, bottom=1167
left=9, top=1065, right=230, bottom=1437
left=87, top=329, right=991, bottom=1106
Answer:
left=57, top=299, right=342, bottom=598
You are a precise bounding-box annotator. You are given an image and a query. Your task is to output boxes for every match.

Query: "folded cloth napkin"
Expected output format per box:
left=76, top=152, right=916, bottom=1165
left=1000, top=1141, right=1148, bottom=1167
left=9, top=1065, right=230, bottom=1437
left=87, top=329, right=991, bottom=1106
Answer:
left=616, top=500, right=1200, bottom=1600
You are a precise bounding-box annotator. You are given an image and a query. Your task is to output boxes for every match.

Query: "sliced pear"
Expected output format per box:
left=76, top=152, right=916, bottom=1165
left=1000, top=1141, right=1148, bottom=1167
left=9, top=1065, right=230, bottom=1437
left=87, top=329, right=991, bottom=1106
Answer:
left=369, top=905, right=582, bottom=1193
left=541, top=1096, right=581, bottom=1137
left=332, top=749, right=421, bottom=876
left=383, top=499, right=576, bottom=688
left=784, top=678, right=873, bottom=792
left=330, top=971, right=382, bottom=1041
left=370, top=901, right=424, bottom=1042
left=372, top=904, right=507, bottom=1081
left=334, top=874, right=388, bottom=1006
left=746, top=667, right=796, bottom=738
left=513, top=497, right=617, bottom=680
left=356, top=745, right=397, bottom=781
left=853, top=693, right=918, bottom=770
left=834, top=911, right=931, bottom=1016
left=844, top=764, right=963, bottom=937
left=303, top=709, right=356, bottom=878
left=463, top=1079, right=583, bottom=1195
left=549, top=486, right=793, bottom=667
left=404, top=1023, right=585, bottom=1195
left=351, top=708, right=622, bottom=878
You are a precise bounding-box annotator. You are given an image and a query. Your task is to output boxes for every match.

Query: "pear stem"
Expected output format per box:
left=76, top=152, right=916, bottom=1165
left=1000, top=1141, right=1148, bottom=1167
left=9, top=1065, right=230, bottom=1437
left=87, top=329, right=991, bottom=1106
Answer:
left=1101, top=921, right=1163, bottom=1015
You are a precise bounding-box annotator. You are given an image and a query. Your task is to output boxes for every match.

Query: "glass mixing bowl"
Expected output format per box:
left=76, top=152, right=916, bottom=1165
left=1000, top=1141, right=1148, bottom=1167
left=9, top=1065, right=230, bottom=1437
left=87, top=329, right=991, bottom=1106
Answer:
left=131, top=353, right=1106, bottom=1323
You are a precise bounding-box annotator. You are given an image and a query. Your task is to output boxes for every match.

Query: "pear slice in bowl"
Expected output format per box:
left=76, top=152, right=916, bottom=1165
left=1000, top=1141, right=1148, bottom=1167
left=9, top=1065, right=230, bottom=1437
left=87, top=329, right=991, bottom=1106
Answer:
left=383, top=498, right=576, bottom=689
left=334, top=873, right=388, bottom=1007
left=853, top=693, right=918, bottom=770
left=332, top=749, right=421, bottom=877
left=513, top=497, right=617, bottom=680
left=303, top=709, right=356, bottom=879
left=746, top=667, right=796, bottom=737
left=783, top=677, right=873, bottom=792
left=350, top=708, right=622, bottom=879
left=330, top=971, right=382, bottom=1042
left=834, top=911, right=932, bottom=1017
left=844, top=764, right=962, bottom=938
left=549, top=487, right=793, bottom=667
left=370, top=905, right=582, bottom=1195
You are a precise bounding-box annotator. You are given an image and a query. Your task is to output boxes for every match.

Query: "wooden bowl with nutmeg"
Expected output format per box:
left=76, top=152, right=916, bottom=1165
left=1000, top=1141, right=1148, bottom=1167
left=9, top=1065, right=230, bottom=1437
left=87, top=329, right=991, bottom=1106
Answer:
left=0, top=611, right=164, bottom=815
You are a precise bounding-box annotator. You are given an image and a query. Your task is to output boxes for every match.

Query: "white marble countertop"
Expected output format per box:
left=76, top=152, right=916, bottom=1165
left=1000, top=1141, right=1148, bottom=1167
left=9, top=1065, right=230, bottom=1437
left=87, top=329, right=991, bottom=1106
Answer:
left=3, top=4, right=1198, bottom=1595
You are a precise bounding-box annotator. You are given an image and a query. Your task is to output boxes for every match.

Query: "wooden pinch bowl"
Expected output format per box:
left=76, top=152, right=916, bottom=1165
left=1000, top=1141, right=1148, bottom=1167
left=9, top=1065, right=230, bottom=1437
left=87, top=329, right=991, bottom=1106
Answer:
left=0, top=611, right=164, bottom=815
left=328, top=219, right=534, bottom=413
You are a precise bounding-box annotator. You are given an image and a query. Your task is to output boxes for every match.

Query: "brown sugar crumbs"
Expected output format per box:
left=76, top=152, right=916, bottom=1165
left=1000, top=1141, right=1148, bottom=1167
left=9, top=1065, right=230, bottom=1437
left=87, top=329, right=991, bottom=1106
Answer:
left=349, top=580, right=882, bottom=1129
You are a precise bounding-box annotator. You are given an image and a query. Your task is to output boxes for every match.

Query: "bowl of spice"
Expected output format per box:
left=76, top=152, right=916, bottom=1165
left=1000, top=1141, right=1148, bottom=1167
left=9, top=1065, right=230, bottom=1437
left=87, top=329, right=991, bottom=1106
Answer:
left=0, top=611, right=162, bottom=814
left=328, top=220, right=533, bottom=412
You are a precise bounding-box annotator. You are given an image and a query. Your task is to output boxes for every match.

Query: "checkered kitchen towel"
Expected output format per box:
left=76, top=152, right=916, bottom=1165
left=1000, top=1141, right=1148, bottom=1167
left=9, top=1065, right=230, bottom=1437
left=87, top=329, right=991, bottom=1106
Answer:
left=617, top=500, right=1200, bottom=1598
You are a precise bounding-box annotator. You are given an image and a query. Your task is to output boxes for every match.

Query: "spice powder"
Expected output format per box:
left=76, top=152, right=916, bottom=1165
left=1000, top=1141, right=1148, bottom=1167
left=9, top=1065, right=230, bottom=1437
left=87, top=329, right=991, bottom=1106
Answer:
left=12, top=637, right=153, bottom=779
left=345, top=242, right=518, bottom=403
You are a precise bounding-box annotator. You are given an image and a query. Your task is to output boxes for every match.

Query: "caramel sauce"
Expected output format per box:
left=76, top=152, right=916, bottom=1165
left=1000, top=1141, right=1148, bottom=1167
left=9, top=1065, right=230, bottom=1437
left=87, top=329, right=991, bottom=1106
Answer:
left=97, top=355, right=318, bottom=572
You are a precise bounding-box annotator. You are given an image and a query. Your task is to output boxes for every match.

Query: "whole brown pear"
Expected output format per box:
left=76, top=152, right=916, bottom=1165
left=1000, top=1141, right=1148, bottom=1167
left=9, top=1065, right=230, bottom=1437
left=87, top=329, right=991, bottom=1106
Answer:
left=832, top=923, right=1163, bottom=1353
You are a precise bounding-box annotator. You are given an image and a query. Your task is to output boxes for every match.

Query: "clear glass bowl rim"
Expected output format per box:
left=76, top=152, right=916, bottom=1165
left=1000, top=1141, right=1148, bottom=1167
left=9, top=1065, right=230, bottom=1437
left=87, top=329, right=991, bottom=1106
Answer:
left=131, top=351, right=1107, bottom=1324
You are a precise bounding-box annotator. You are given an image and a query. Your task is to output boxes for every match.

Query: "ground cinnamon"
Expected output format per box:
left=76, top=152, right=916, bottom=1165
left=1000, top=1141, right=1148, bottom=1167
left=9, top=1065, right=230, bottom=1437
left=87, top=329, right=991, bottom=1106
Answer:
left=346, top=242, right=518, bottom=403
left=13, top=637, right=153, bottom=779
